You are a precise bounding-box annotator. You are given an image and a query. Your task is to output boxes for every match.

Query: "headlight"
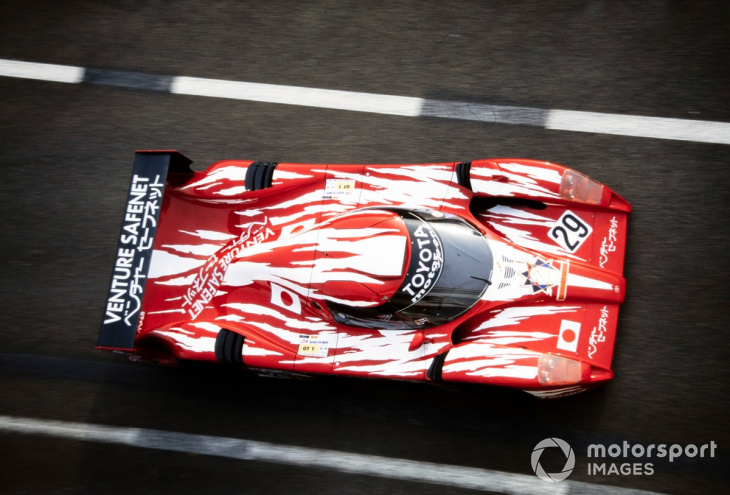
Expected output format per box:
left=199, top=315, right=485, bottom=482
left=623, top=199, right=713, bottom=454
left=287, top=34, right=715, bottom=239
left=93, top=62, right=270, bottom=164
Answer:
left=560, top=169, right=604, bottom=205
left=538, top=354, right=584, bottom=386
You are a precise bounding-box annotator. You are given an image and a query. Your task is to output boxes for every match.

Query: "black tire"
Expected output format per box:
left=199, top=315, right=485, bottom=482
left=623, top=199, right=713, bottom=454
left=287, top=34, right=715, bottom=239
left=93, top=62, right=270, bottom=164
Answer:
left=245, top=161, right=278, bottom=191
left=215, top=329, right=245, bottom=365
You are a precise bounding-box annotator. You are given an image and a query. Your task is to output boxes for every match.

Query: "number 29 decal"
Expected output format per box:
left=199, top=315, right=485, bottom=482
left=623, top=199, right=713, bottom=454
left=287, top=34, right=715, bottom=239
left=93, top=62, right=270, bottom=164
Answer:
left=549, top=211, right=592, bottom=253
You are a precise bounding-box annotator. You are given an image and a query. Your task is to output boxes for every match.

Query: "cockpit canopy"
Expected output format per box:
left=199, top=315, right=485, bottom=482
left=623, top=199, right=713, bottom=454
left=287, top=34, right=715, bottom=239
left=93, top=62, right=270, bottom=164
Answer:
left=316, top=209, right=410, bottom=307
left=328, top=209, right=493, bottom=329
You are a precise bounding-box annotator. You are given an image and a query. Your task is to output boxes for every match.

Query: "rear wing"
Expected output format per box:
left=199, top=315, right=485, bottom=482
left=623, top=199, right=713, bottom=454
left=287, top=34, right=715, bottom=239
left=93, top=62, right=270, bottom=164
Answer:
left=97, top=151, right=193, bottom=350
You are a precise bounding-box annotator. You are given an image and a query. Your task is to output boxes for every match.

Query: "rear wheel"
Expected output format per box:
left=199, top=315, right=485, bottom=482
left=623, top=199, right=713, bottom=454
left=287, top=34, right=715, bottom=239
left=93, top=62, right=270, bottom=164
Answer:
left=215, top=329, right=245, bottom=365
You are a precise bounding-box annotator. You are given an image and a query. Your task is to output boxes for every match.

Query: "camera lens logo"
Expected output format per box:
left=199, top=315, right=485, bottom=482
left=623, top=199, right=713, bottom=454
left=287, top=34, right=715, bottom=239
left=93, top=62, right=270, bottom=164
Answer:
left=531, top=438, right=575, bottom=482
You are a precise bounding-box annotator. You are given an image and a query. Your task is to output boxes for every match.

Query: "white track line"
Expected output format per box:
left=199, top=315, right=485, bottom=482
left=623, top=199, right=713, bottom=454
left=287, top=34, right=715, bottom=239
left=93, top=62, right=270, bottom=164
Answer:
left=2, top=58, right=729, bottom=145
left=0, top=59, right=84, bottom=84
left=546, top=110, right=730, bottom=145
left=0, top=415, right=664, bottom=495
left=172, top=76, right=423, bottom=116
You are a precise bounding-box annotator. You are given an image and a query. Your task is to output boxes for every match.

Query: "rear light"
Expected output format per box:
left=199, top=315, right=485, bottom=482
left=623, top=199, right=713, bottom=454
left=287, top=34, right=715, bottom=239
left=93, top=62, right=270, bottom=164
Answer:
left=560, top=169, right=604, bottom=205
left=538, top=354, right=584, bottom=386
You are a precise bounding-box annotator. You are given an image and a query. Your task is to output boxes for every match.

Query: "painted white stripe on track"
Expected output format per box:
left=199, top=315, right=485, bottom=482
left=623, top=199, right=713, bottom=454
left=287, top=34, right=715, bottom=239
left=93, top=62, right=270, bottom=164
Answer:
left=546, top=110, right=730, bottom=145
left=1, top=58, right=728, bottom=145
left=171, top=76, right=423, bottom=116
left=0, top=415, right=664, bottom=495
left=0, top=59, right=84, bottom=84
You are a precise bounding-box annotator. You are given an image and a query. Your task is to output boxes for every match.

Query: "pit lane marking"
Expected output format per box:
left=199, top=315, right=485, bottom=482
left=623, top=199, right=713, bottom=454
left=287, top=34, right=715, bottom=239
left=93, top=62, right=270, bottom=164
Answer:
left=0, top=415, right=664, bottom=494
left=1, top=58, right=729, bottom=145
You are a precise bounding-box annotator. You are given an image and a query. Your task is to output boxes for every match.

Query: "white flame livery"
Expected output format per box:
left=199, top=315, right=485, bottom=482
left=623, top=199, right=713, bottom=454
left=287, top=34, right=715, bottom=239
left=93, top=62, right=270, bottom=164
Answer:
left=99, top=153, right=630, bottom=398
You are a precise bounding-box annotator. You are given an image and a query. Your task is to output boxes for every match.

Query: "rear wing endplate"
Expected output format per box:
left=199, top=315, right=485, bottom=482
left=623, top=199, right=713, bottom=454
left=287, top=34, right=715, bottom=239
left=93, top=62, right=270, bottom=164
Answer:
left=97, top=151, right=192, bottom=350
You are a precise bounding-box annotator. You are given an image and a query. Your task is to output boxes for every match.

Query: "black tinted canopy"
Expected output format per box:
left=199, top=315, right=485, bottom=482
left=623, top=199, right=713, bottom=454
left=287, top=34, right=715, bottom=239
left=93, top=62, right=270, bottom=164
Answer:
left=328, top=210, right=493, bottom=329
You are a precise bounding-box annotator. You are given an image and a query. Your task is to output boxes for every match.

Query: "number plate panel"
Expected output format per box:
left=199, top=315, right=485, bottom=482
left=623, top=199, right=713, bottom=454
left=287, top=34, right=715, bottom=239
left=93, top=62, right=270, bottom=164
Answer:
left=549, top=211, right=593, bottom=253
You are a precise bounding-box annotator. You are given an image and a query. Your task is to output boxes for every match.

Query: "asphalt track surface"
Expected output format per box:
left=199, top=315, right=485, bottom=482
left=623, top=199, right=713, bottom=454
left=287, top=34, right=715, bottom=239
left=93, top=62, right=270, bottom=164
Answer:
left=0, top=2, right=728, bottom=494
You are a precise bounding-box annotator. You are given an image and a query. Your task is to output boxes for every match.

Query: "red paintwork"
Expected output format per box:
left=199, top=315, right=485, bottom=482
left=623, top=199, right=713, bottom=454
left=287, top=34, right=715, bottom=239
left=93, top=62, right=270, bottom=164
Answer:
left=99, top=153, right=630, bottom=398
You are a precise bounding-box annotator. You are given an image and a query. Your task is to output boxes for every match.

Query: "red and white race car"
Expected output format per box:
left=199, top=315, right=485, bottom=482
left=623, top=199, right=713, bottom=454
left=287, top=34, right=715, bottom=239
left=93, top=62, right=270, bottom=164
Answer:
left=98, top=151, right=630, bottom=398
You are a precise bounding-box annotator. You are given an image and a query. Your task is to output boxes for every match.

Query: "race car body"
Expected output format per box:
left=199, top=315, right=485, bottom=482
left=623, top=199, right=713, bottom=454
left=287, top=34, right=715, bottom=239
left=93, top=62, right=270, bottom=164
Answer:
left=98, top=151, right=630, bottom=398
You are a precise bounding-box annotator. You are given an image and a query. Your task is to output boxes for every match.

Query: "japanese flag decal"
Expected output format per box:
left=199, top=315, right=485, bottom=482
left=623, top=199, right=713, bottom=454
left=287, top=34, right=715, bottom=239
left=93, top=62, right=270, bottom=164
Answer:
left=557, top=320, right=581, bottom=353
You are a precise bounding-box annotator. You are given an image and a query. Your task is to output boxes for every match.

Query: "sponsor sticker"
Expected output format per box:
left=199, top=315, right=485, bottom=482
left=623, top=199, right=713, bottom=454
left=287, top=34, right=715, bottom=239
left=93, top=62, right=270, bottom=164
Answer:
left=599, top=216, right=619, bottom=268
left=557, top=261, right=569, bottom=301
left=523, top=259, right=557, bottom=295
left=182, top=217, right=275, bottom=319
left=100, top=152, right=192, bottom=349
left=401, top=221, right=444, bottom=304
left=297, top=335, right=330, bottom=358
left=588, top=306, right=610, bottom=359
left=324, top=179, right=357, bottom=199
left=104, top=173, right=165, bottom=328
left=521, top=258, right=568, bottom=300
